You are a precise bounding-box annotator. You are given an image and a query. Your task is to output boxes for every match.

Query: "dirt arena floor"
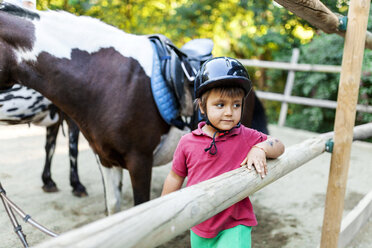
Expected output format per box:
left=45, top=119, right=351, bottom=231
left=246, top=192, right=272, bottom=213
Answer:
left=0, top=124, right=371, bottom=248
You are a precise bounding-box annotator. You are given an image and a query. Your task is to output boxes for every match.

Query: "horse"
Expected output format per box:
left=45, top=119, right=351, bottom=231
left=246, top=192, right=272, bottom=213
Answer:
left=0, top=3, right=268, bottom=214
left=0, top=84, right=87, bottom=197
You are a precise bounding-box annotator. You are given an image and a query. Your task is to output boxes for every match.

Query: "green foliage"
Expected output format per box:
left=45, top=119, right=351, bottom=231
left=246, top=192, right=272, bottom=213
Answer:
left=284, top=31, right=372, bottom=132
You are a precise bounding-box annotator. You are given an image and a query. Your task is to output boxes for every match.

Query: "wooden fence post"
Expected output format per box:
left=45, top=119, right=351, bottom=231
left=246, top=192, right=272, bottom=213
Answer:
left=278, top=48, right=299, bottom=126
left=320, top=0, right=371, bottom=247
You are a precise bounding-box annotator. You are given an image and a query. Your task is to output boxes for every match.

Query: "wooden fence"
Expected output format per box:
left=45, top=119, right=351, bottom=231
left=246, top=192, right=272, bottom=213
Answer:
left=34, top=123, right=372, bottom=248
left=239, top=50, right=372, bottom=127
left=338, top=190, right=372, bottom=248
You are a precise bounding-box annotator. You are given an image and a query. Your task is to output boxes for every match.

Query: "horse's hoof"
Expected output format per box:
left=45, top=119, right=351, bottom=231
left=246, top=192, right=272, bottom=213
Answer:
left=72, top=185, right=88, bottom=197
left=42, top=184, right=59, bottom=193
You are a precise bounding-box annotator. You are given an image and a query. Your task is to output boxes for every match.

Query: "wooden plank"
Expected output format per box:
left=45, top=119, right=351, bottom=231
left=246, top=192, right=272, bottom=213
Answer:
left=34, top=124, right=372, bottom=248
left=321, top=122, right=372, bottom=141
left=338, top=190, right=372, bottom=248
left=239, top=59, right=341, bottom=73
left=274, top=0, right=372, bottom=50
left=320, top=0, right=371, bottom=247
left=279, top=48, right=300, bottom=126
left=255, top=91, right=372, bottom=114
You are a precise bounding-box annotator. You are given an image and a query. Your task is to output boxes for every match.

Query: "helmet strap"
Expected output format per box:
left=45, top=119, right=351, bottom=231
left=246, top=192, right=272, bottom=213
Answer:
left=203, top=113, right=241, bottom=155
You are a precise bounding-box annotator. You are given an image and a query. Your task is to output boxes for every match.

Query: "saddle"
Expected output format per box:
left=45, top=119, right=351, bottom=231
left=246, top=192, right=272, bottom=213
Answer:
left=149, top=35, right=213, bottom=103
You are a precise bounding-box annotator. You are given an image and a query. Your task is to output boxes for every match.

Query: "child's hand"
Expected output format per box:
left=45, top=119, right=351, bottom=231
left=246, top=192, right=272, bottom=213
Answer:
left=240, top=146, right=267, bottom=178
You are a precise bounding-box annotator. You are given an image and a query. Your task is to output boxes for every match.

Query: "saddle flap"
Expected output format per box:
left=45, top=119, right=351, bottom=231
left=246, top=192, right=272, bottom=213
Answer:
left=149, top=35, right=214, bottom=116
left=169, top=51, right=184, bottom=102
left=149, top=34, right=186, bottom=103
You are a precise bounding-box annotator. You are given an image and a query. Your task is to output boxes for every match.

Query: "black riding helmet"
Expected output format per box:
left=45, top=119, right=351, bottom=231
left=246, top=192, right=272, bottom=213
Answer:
left=194, top=57, right=252, bottom=155
left=194, top=57, right=252, bottom=99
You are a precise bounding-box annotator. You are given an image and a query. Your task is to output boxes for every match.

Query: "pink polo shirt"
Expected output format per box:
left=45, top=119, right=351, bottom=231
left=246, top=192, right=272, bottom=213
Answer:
left=172, top=122, right=267, bottom=238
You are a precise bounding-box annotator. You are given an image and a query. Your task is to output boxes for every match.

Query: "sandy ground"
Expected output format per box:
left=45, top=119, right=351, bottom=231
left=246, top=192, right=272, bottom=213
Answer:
left=0, top=124, right=371, bottom=248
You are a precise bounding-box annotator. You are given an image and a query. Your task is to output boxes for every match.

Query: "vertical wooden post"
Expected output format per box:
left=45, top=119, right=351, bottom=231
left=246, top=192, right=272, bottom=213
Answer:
left=278, top=48, right=299, bottom=126
left=320, top=0, right=370, bottom=247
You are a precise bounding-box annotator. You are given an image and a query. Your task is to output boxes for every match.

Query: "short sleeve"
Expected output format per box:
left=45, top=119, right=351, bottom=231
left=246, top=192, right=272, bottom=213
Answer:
left=171, top=138, right=187, bottom=178
left=245, top=128, right=268, bottom=146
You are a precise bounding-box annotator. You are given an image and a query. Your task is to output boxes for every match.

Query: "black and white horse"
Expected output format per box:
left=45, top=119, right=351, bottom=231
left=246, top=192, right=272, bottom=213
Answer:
left=0, top=84, right=87, bottom=196
left=0, top=3, right=267, bottom=214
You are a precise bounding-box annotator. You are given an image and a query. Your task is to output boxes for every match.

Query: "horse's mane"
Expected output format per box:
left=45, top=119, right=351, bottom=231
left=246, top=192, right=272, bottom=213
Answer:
left=0, top=2, right=39, bottom=20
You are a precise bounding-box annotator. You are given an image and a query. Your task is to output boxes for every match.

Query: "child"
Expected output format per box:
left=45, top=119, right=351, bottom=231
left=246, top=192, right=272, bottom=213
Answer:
left=161, top=57, right=285, bottom=247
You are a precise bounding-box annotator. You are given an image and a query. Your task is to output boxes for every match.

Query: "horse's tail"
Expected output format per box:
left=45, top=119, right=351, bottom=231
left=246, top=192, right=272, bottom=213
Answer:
left=251, top=92, right=269, bottom=135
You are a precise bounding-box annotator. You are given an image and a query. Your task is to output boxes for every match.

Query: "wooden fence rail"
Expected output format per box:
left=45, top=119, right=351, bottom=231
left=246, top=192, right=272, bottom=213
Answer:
left=338, top=190, right=372, bottom=248
left=35, top=123, right=372, bottom=248
left=255, top=91, right=372, bottom=114
left=240, top=59, right=342, bottom=73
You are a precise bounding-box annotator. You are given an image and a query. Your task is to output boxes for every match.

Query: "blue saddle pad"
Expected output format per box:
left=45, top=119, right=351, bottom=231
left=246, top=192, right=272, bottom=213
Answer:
left=151, top=43, right=180, bottom=126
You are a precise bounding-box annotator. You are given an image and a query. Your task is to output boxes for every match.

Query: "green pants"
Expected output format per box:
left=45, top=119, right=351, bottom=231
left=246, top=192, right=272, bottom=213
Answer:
left=190, top=225, right=252, bottom=248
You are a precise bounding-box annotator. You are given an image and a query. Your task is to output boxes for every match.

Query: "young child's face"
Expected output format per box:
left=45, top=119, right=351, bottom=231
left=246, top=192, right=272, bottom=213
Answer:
left=202, top=89, right=243, bottom=131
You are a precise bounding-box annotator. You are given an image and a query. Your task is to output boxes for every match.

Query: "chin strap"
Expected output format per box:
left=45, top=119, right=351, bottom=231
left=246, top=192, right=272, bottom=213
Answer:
left=204, top=120, right=241, bottom=155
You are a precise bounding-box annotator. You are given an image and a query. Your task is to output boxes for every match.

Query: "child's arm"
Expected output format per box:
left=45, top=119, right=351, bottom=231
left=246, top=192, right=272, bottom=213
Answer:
left=161, top=170, right=185, bottom=196
left=255, top=136, right=285, bottom=159
left=240, top=136, right=285, bottom=178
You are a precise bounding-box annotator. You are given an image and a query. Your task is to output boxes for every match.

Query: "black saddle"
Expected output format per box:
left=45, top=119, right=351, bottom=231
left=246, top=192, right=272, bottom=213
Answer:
left=149, top=35, right=213, bottom=103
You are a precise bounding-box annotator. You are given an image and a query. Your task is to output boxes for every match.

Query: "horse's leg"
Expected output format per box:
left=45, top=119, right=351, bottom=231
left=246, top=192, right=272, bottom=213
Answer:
left=66, top=117, right=88, bottom=197
left=102, top=166, right=123, bottom=215
left=127, top=153, right=152, bottom=205
left=42, top=123, right=59, bottom=193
